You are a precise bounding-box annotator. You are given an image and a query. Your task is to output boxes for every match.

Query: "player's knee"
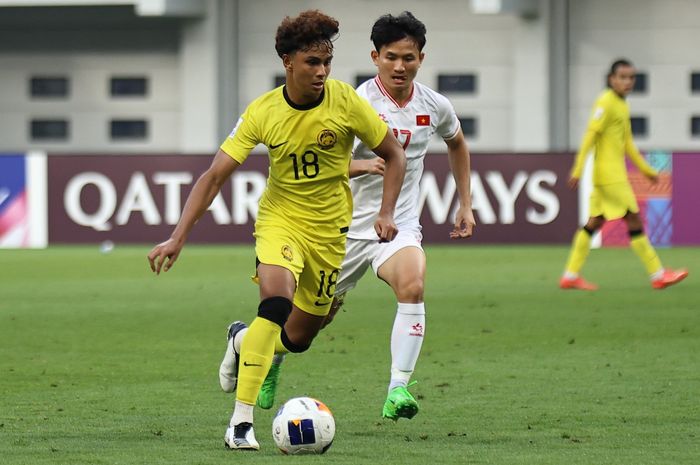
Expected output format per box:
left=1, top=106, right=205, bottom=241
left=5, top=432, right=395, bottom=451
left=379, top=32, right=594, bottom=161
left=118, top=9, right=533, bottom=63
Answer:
left=397, top=279, right=424, bottom=302
left=257, top=296, right=292, bottom=327
left=584, top=218, right=603, bottom=235
left=280, top=328, right=311, bottom=353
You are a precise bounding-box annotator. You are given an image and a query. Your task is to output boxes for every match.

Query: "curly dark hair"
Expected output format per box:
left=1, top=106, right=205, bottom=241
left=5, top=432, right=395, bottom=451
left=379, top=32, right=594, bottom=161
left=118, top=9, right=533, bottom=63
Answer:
left=275, top=10, right=340, bottom=58
left=371, top=11, right=426, bottom=52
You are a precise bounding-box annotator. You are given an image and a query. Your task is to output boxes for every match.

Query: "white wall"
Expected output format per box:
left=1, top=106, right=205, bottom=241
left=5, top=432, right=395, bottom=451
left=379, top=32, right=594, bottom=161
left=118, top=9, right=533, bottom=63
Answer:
left=1, top=0, right=699, bottom=153
left=0, top=51, right=180, bottom=152
left=0, top=5, right=182, bottom=153
left=235, top=0, right=520, bottom=151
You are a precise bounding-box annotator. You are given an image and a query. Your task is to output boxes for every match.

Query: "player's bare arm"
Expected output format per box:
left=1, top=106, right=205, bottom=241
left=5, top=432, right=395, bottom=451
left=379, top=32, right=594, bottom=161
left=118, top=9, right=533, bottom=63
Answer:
left=446, top=131, right=475, bottom=239
left=348, top=157, right=385, bottom=178
left=147, top=150, right=240, bottom=274
left=370, top=128, right=406, bottom=242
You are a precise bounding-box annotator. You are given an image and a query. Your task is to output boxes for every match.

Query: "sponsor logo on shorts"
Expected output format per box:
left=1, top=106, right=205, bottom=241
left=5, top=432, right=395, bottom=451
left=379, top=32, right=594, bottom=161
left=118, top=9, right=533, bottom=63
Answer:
left=314, top=300, right=331, bottom=307
left=281, top=245, right=293, bottom=262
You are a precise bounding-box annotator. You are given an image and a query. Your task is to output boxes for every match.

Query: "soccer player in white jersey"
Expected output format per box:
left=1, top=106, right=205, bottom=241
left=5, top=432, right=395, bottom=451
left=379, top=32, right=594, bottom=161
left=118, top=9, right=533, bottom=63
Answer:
left=256, top=11, right=475, bottom=421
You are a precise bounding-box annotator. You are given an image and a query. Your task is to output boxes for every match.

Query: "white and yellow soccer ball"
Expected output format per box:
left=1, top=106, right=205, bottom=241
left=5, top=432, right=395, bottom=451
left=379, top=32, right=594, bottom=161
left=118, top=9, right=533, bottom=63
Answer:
left=272, top=397, right=335, bottom=455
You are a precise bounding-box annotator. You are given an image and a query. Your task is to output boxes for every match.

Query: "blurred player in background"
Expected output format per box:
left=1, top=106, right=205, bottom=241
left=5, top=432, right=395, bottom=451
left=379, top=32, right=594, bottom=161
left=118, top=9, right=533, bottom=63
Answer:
left=560, top=58, right=688, bottom=291
left=259, top=11, right=475, bottom=421
left=148, top=10, right=406, bottom=451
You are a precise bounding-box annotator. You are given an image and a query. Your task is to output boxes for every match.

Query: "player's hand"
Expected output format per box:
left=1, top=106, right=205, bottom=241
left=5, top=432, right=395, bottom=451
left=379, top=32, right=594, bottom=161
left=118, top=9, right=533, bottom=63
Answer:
left=147, top=237, right=184, bottom=275
left=647, top=173, right=659, bottom=184
left=450, top=206, right=475, bottom=239
left=363, top=157, right=385, bottom=176
left=374, top=213, right=398, bottom=243
left=567, top=176, right=579, bottom=189
left=350, top=158, right=385, bottom=177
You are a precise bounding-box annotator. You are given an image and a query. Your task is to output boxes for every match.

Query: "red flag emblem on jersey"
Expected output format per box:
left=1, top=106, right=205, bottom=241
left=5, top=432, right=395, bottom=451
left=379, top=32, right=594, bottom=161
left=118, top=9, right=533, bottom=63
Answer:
left=416, top=115, right=430, bottom=126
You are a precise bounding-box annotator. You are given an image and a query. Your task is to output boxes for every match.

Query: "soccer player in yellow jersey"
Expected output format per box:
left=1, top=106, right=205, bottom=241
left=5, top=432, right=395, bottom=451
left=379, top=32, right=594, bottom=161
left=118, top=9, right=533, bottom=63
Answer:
left=147, top=10, right=406, bottom=451
left=560, top=59, right=688, bottom=291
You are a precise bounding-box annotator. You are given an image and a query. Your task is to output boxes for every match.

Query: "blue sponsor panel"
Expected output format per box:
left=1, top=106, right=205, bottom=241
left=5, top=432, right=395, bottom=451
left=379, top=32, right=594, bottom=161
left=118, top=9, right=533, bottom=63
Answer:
left=646, top=198, right=672, bottom=247
left=0, top=154, right=26, bottom=209
left=0, top=154, right=28, bottom=247
left=646, top=150, right=672, bottom=172
left=645, top=151, right=672, bottom=247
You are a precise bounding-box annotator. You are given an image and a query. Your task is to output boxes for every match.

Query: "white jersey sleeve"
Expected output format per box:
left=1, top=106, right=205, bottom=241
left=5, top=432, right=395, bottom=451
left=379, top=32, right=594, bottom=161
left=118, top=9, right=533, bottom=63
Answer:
left=348, top=77, right=462, bottom=240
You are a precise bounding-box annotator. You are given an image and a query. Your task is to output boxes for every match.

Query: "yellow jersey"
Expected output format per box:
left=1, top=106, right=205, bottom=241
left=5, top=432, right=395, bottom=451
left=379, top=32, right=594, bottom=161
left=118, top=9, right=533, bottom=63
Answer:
left=220, top=79, right=387, bottom=242
left=571, top=88, right=656, bottom=185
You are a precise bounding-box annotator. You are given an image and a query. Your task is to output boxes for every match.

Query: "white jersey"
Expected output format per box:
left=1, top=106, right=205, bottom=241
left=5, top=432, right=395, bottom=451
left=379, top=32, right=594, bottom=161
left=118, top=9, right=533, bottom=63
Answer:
left=348, top=77, right=461, bottom=240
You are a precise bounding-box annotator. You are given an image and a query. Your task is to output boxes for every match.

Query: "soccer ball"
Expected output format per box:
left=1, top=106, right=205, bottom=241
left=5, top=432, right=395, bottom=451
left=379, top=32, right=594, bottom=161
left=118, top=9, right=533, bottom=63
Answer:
left=272, top=397, right=335, bottom=455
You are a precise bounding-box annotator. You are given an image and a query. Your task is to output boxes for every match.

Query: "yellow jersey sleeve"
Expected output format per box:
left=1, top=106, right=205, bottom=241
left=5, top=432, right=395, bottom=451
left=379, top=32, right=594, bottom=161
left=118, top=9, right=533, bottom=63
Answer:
left=624, top=131, right=657, bottom=178
left=587, top=94, right=610, bottom=136
left=571, top=93, right=611, bottom=179
left=219, top=105, right=262, bottom=165
left=346, top=89, right=387, bottom=150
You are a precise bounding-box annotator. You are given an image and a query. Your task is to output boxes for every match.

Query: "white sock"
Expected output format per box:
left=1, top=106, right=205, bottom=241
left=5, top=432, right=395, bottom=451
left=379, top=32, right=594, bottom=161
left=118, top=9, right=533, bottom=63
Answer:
left=563, top=271, right=578, bottom=280
left=230, top=400, right=254, bottom=426
left=650, top=268, right=664, bottom=281
left=389, top=302, right=425, bottom=393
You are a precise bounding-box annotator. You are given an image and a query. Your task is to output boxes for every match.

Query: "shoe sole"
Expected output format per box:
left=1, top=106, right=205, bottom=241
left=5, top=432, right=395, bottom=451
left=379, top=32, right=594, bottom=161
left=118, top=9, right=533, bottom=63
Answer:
left=383, top=400, right=419, bottom=421
left=224, top=441, right=259, bottom=451
left=219, top=322, right=246, bottom=392
left=395, top=402, right=418, bottom=420
left=560, top=283, right=597, bottom=291
left=219, top=340, right=236, bottom=392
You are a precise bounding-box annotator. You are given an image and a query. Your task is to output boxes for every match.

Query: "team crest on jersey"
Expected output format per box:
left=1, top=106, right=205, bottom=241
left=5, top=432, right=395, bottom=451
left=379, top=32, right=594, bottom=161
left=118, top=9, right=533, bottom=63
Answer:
left=317, top=129, right=337, bottom=149
left=281, top=245, right=294, bottom=262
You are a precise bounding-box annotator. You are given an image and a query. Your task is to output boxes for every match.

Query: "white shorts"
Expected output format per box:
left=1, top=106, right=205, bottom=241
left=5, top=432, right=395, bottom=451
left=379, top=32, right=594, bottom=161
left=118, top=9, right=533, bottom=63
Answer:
left=336, top=227, right=424, bottom=296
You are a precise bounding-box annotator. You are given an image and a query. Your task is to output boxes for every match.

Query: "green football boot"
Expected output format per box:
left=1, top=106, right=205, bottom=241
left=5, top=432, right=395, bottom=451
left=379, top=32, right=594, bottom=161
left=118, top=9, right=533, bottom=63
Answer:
left=256, top=363, right=281, bottom=409
left=382, top=384, right=419, bottom=421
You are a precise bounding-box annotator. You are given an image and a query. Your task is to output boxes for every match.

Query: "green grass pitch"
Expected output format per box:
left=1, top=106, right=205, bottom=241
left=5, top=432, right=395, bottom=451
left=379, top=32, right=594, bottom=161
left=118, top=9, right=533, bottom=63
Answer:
left=1, top=245, right=698, bottom=464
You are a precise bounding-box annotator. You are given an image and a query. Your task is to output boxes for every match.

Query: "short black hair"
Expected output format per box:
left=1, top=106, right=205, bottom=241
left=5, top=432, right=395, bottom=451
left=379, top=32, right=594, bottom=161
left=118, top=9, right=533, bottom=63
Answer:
left=607, top=58, right=634, bottom=87
left=370, top=11, right=426, bottom=52
left=609, top=58, right=634, bottom=77
left=275, top=10, right=339, bottom=58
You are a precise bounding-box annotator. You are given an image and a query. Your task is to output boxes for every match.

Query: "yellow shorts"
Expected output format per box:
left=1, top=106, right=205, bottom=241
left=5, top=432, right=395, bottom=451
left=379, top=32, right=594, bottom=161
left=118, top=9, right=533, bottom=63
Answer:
left=254, top=224, right=346, bottom=317
left=589, top=182, right=639, bottom=220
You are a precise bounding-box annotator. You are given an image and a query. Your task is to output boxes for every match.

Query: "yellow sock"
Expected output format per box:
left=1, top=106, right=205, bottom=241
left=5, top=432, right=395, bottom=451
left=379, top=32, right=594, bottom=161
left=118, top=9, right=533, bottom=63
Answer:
left=236, top=317, right=281, bottom=405
left=629, top=234, right=662, bottom=276
left=564, top=229, right=592, bottom=275
left=274, top=334, right=290, bottom=355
